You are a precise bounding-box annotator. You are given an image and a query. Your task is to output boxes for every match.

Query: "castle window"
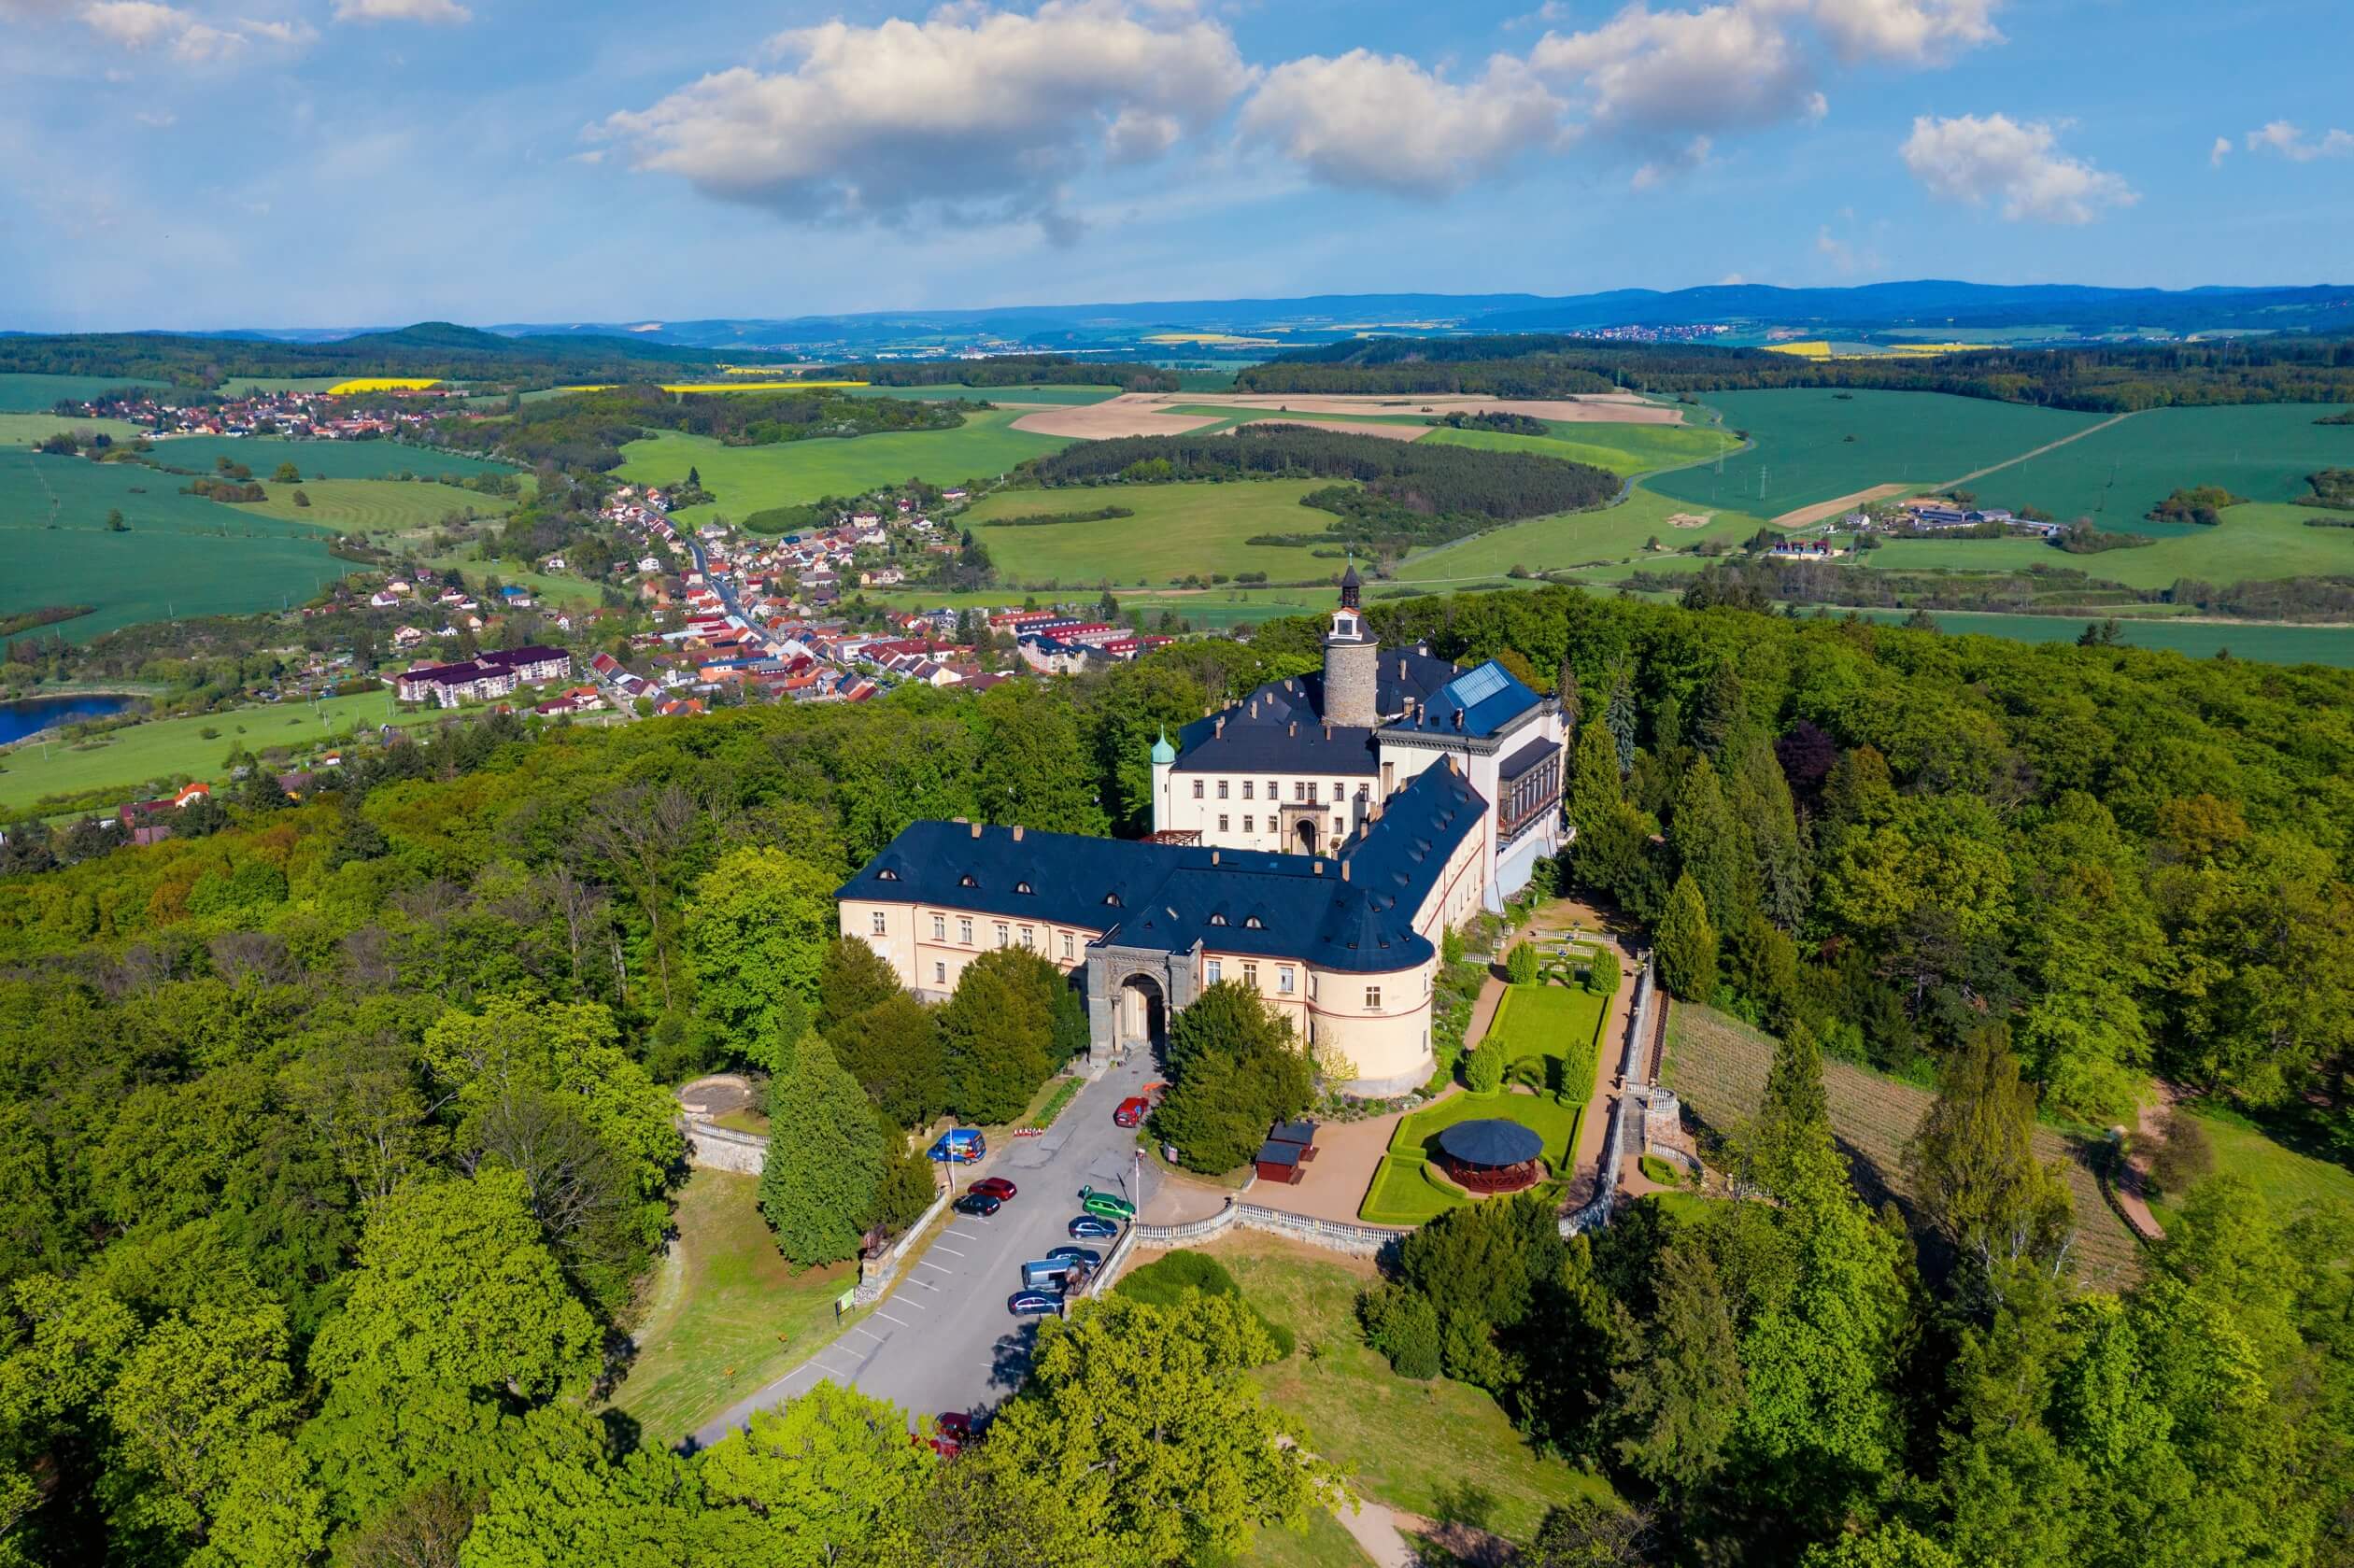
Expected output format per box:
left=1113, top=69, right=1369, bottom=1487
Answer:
left=1278, top=966, right=1293, bottom=993
left=932, top=915, right=945, bottom=940
left=1241, top=962, right=1257, bottom=988
left=994, top=922, right=1009, bottom=947
left=1062, top=932, right=1075, bottom=960
left=1242, top=815, right=1253, bottom=832
left=1217, top=780, right=1228, bottom=799
left=1206, top=959, right=1222, bottom=983
left=1242, top=781, right=1254, bottom=799
left=1366, top=986, right=1383, bottom=1010
left=871, top=911, right=886, bottom=936
left=1192, top=780, right=1204, bottom=799
left=1019, top=925, right=1034, bottom=949
left=958, top=918, right=972, bottom=943
left=1219, top=814, right=1229, bottom=832
left=934, top=961, right=946, bottom=985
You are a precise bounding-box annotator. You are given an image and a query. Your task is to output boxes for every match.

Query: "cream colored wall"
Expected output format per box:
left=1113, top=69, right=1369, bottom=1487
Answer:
left=1302, top=957, right=1436, bottom=1090
left=1158, top=768, right=1372, bottom=852
left=839, top=897, right=1101, bottom=996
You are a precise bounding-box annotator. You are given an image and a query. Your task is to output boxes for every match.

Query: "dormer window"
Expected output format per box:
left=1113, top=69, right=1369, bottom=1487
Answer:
left=958, top=873, right=978, bottom=888
left=1209, top=913, right=1228, bottom=925
left=1102, top=892, right=1122, bottom=907
left=1015, top=881, right=1033, bottom=895
left=877, top=869, right=900, bottom=882
left=1245, top=915, right=1264, bottom=930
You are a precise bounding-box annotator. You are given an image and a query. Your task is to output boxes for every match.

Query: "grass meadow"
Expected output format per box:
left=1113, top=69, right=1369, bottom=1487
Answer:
left=617, top=411, right=1071, bottom=521
left=1216, top=1232, right=1618, bottom=1538
left=1421, top=417, right=1740, bottom=476
left=1868, top=501, right=2354, bottom=587
left=0, top=450, right=348, bottom=640
left=844, top=385, right=1118, bottom=405
left=233, top=477, right=522, bottom=535
left=960, top=479, right=1338, bottom=585
left=0, top=414, right=146, bottom=447
left=0, top=689, right=430, bottom=817
left=603, top=1168, right=862, bottom=1445
left=1650, top=389, right=2104, bottom=516
left=1843, top=608, right=2354, bottom=668
left=0, top=374, right=170, bottom=411
left=1394, top=484, right=1768, bottom=583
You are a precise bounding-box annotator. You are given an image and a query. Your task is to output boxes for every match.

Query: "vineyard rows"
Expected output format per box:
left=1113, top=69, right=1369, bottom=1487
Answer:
left=1659, top=1007, right=2142, bottom=1292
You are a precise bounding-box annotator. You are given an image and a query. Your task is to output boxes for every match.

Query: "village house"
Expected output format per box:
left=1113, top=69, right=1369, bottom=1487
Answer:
left=394, top=645, right=572, bottom=707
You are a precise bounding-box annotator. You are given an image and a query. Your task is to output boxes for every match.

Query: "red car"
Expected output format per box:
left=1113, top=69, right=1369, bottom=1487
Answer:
left=967, top=1177, right=1018, bottom=1201
left=1113, top=1095, right=1151, bottom=1128
left=936, top=1411, right=976, bottom=1442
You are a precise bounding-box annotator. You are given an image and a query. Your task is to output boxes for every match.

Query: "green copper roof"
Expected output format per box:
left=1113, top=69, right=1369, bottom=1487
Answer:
left=1150, top=727, right=1177, bottom=765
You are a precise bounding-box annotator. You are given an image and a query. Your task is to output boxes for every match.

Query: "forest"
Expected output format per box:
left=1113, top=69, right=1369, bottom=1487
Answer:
left=1239, top=332, right=2354, bottom=412
left=428, top=386, right=965, bottom=473
left=1, top=586, right=2350, bottom=1566
left=1022, top=423, right=1622, bottom=554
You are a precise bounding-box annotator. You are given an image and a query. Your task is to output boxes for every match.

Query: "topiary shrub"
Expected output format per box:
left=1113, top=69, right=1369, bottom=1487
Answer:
left=1465, top=1043, right=1506, bottom=1095
left=1585, top=944, right=1622, bottom=997
left=1505, top=942, right=1540, bottom=986
left=1356, top=1282, right=1441, bottom=1379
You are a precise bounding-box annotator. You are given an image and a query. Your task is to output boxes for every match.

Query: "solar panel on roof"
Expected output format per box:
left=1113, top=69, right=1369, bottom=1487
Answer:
left=1445, top=662, right=1510, bottom=708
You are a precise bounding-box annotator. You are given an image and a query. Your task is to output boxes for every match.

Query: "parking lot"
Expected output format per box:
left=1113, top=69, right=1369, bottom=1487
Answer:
left=688, top=1051, right=1162, bottom=1448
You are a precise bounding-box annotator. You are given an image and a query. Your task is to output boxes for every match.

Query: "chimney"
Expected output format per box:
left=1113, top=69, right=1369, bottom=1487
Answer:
left=1211, top=849, right=1220, bottom=864
left=1288, top=721, right=1297, bottom=737
left=1214, top=715, right=1225, bottom=738
left=1313, top=861, right=1324, bottom=876
left=1397, top=656, right=1406, bottom=677
left=971, top=821, right=983, bottom=839
left=1012, top=825, right=1024, bottom=842
left=1341, top=861, right=1352, bottom=882
left=952, top=815, right=969, bottom=824
left=1324, top=722, right=1332, bottom=741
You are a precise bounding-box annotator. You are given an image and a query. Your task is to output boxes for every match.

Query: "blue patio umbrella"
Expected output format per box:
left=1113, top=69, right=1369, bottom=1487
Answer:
left=1436, top=1118, right=1543, bottom=1167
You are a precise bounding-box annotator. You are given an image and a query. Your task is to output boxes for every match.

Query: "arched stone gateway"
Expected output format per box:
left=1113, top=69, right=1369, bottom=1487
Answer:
left=1116, top=971, right=1167, bottom=1051
left=1083, top=941, right=1199, bottom=1067
left=1293, top=817, right=1319, bottom=855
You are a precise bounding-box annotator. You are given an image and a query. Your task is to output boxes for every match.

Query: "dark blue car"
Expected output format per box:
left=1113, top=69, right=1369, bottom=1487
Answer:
left=1068, top=1214, right=1119, bottom=1240
left=1046, top=1245, right=1102, bottom=1266
left=1007, top=1290, right=1062, bottom=1316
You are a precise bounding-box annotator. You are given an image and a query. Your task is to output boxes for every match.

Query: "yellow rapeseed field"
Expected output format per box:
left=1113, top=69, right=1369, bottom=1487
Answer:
left=1763, top=341, right=1834, bottom=360
left=557, top=381, right=872, bottom=395
left=327, top=377, right=443, bottom=393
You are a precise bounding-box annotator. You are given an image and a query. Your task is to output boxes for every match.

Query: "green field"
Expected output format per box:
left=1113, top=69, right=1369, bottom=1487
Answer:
left=1395, top=483, right=1768, bottom=583
left=1222, top=1234, right=1616, bottom=1538
left=603, top=1168, right=862, bottom=1444
left=418, top=554, right=603, bottom=608
left=844, top=384, right=1118, bottom=405
left=1650, top=389, right=2105, bottom=516
left=0, top=450, right=348, bottom=641
left=143, top=435, right=517, bottom=482
left=232, top=477, right=522, bottom=535
left=617, top=411, right=1072, bottom=522
left=961, top=480, right=1340, bottom=585
left=1869, top=501, right=2354, bottom=587
left=211, top=376, right=356, bottom=395
left=1966, top=403, right=2354, bottom=530
left=2143, top=1105, right=2354, bottom=1247
left=1422, top=417, right=1741, bottom=477
left=0, top=414, right=145, bottom=447
left=0, top=374, right=170, bottom=411
left=0, top=689, right=421, bottom=816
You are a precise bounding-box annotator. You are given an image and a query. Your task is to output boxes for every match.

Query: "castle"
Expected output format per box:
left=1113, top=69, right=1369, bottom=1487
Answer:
left=836, top=572, right=1568, bottom=1095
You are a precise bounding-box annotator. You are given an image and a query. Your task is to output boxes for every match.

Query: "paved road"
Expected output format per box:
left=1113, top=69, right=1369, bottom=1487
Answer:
left=688, top=1052, right=1162, bottom=1448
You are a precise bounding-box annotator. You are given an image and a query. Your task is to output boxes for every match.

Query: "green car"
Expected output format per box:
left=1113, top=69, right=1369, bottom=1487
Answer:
left=1078, top=1186, right=1136, bottom=1222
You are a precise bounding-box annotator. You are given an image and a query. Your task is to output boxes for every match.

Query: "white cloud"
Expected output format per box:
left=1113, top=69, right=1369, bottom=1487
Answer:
left=2244, top=120, right=2354, bottom=162
left=1806, top=0, right=2001, bottom=64
left=80, top=1, right=197, bottom=49
left=2209, top=134, right=2233, bottom=167
left=73, top=1, right=311, bottom=60
left=604, top=0, right=1249, bottom=236
left=1237, top=49, right=1567, bottom=198
left=1899, top=112, right=2134, bottom=223
left=1631, top=134, right=1711, bottom=190
left=1533, top=4, right=1821, bottom=139
left=332, top=0, right=469, bottom=22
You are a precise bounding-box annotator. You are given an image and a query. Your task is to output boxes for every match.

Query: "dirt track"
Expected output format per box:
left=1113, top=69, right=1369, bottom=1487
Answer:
left=1770, top=483, right=1909, bottom=529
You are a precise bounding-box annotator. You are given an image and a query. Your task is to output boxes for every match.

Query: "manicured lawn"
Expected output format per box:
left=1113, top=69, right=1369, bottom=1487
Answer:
left=616, top=412, right=1073, bottom=522
left=1226, top=1510, right=1375, bottom=1567
left=960, top=479, right=1339, bottom=586
left=1483, top=981, right=1608, bottom=1097
left=1648, top=389, right=2104, bottom=516
left=1360, top=1154, right=1464, bottom=1226
left=0, top=689, right=433, bottom=817
left=232, top=477, right=520, bottom=535
left=1392, top=483, right=1768, bottom=583
left=605, top=1167, right=859, bottom=1444
left=1866, top=501, right=2354, bottom=588
left=2146, top=1105, right=2354, bottom=1254
left=1422, top=418, right=1740, bottom=477
left=1361, top=1093, right=1582, bottom=1225
left=1215, top=1233, right=1616, bottom=1540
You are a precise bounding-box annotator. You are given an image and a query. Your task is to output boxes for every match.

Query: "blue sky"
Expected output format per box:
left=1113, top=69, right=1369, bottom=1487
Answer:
left=1, top=0, right=2347, bottom=331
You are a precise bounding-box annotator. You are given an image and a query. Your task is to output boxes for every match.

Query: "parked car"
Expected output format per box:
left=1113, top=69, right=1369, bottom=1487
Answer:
left=1020, top=1258, right=1077, bottom=1291
left=967, top=1177, right=1018, bottom=1201
left=910, top=1429, right=962, bottom=1459
left=1007, top=1290, right=1063, bottom=1316
left=1045, top=1245, right=1101, bottom=1267
left=1113, top=1095, right=1151, bottom=1128
left=1078, top=1186, right=1137, bottom=1221
left=1068, top=1214, right=1120, bottom=1240
left=936, top=1411, right=976, bottom=1443
left=954, top=1193, right=1002, bottom=1218
left=928, top=1129, right=986, bottom=1165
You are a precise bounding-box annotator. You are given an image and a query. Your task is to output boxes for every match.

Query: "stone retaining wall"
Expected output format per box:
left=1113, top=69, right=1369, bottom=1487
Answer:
left=682, top=1118, right=765, bottom=1176
left=855, top=1182, right=954, bottom=1305
left=1115, top=1197, right=1408, bottom=1281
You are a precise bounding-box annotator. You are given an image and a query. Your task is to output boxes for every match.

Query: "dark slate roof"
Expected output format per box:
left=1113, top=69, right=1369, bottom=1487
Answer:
left=838, top=765, right=1490, bottom=975
left=1498, top=735, right=1559, bottom=782
left=1172, top=675, right=1378, bottom=775
left=1254, top=1138, right=1305, bottom=1167
left=1386, top=659, right=1542, bottom=741
left=1437, top=1118, right=1544, bottom=1166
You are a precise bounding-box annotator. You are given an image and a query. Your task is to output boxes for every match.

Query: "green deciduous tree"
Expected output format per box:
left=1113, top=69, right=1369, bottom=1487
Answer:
left=935, top=948, right=1066, bottom=1125
left=1154, top=981, right=1312, bottom=1175
left=1906, top=1026, right=2076, bottom=1287
left=695, top=1382, right=934, bottom=1564
left=683, top=846, right=840, bottom=1059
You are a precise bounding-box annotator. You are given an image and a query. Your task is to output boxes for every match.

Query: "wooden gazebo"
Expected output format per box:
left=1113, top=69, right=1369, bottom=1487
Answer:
left=1435, top=1118, right=1546, bottom=1194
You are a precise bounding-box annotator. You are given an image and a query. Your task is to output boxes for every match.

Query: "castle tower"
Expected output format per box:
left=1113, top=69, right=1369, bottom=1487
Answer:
left=1323, top=564, right=1379, bottom=728
left=1148, top=727, right=1176, bottom=832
